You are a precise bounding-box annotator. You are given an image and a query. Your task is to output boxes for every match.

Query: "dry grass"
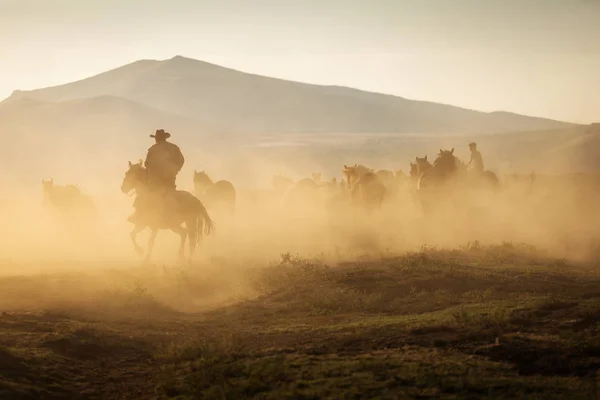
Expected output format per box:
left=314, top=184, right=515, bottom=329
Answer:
left=1, top=244, right=600, bottom=398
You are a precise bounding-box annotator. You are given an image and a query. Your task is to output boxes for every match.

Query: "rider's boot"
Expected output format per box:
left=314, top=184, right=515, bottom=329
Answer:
left=128, top=210, right=141, bottom=224
left=159, top=186, right=178, bottom=222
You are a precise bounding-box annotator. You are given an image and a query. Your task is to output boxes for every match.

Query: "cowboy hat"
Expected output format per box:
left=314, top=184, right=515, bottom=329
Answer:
left=150, top=129, right=171, bottom=139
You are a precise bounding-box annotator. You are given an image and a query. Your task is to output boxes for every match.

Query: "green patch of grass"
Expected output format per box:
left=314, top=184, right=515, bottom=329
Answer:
left=6, top=244, right=600, bottom=398
left=157, top=347, right=594, bottom=399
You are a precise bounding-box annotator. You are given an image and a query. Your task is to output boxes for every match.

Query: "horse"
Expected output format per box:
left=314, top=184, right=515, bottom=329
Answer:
left=42, top=178, right=97, bottom=218
left=374, top=169, right=400, bottom=200
left=282, top=176, right=322, bottom=211
left=342, top=164, right=386, bottom=210
left=417, top=149, right=467, bottom=190
left=296, top=178, right=319, bottom=190
left=376, top=169, right=395, bottom=183
left=311, top=172, right=322, bottom=184
left=415, top=156, right=432, bottom=176
left=193, top=170, right=236, bottom=215
left=409, top=162, right=419, bottom=182
left=394, top=169, right=408, bottom=184
left=417, top=148, right=498, bottom=214
left=409, top=156, right=432, bottom=188
left=122, top=161, right=214, bottom=262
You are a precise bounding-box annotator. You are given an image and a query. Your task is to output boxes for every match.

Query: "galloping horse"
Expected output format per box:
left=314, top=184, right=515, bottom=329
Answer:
left=122, top=161, right=214, bottom=262
left=417, top=149, right=498, bottom=214
left=408, top=156, right=432, bottom=190
left=418, top=149, right=498, bottom=190
left=193, top=170, right=236, bottom=215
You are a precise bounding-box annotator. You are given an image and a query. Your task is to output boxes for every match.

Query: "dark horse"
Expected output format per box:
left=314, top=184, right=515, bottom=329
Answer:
left=121, top=161, right=214, bottom=262
left=417, top=148, right=499, bottom=214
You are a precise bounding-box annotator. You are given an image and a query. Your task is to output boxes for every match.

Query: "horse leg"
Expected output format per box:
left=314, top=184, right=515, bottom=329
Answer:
left=144, top=229, right=158, bottom=263
left=170, top=225, right=187, bottom=262
left=185, top=217, right=198, bottom=262
left=130, top=225, right=145, bottom=255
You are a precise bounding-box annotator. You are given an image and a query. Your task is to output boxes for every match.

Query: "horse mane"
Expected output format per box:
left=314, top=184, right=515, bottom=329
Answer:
left=343, top=165, right=380, bottom=192
left=416, top=156, right=432, bottom=168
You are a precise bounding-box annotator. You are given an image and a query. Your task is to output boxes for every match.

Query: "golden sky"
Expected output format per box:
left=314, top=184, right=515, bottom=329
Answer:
left=1, top=0, right=598, bottom=123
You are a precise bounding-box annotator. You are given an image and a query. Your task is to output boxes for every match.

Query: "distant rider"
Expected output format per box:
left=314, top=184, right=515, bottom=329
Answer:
left=466, top=142, right=484, bottom=174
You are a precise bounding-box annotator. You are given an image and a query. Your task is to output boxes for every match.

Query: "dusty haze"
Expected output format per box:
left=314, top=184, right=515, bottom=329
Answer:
left=1, top=3, right=600, bottom=397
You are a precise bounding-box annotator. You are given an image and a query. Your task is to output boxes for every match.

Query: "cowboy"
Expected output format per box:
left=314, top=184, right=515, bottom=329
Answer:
left=128, top=129, right=185, bottom=225
left=466, top=142, right=484, bottom=173
left=144, top=129, right=185, bottom=191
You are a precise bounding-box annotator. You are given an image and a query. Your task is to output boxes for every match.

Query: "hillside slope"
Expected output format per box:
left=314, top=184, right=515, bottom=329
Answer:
left=3, top=56, right=576, bottom=135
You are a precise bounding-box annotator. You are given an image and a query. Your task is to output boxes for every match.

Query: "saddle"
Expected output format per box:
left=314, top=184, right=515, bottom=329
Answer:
left=128, top=187, right=180, bottom=226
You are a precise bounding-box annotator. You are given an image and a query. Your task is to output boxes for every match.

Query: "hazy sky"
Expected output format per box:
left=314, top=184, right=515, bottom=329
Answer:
left=1, top=0, right=598, bottom=123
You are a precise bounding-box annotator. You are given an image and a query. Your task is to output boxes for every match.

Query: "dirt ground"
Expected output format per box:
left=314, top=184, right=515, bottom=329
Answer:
left=1, top=243, right=600, bottom=399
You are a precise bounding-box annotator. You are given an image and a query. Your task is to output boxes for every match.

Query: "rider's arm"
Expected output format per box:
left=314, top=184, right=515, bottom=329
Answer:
left=143, top=149, right=151, bottom=169
left=174, top=146, right=185, bottom=170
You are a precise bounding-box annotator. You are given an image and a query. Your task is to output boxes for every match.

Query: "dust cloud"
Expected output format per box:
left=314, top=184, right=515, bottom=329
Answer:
left=0, top=138, right=599, bottom=314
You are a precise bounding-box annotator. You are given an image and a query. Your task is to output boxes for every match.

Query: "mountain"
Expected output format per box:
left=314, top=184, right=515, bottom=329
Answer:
left=3, top=55, right=576, bottom=135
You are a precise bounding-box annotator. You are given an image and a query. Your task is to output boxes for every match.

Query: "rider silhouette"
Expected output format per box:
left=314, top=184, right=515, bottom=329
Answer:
left=127, top=129, right=185, bottom=225
left=467, top=142, right=484, bottom=173
left=145, top=129, right=185, bottom=191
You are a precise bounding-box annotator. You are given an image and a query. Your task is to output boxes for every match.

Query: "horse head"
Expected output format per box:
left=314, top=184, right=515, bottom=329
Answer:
left=433, top=148, right=462, bottom=175
left=121, top=160, right=145, bottom=194
left=42, top=178, right=54, bottom=193
left=342, top=165, right=358, bottom=185
left=193, top=170, right=212, bottom=187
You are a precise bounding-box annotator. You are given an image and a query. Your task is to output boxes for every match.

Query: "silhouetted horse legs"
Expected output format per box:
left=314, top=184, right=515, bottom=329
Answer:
left=127, top=207, right=211, bottom=263
left=185, top=217, right=198, bottom=261
left=130, top=225, right=145, bottom=255
left=145, top=229, right=158, bottom=263
left=130, top=224, right=184, bottom=262
left=170, top=225, right=187, bottom=261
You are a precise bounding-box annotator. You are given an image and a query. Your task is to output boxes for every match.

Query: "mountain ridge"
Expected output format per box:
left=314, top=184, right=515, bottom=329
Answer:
left=3, top=55, right=577, bottom=135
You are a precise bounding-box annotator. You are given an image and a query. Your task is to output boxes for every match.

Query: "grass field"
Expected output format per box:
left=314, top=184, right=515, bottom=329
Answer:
left=1, top=243, right=600, bottom=399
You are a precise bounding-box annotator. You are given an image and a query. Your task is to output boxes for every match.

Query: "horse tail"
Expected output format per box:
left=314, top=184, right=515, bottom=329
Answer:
left=197, top=200, right=215, bottom=237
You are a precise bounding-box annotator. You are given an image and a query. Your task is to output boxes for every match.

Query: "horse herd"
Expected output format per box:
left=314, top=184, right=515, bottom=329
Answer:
left=40, top=148, right=501, bottom=262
